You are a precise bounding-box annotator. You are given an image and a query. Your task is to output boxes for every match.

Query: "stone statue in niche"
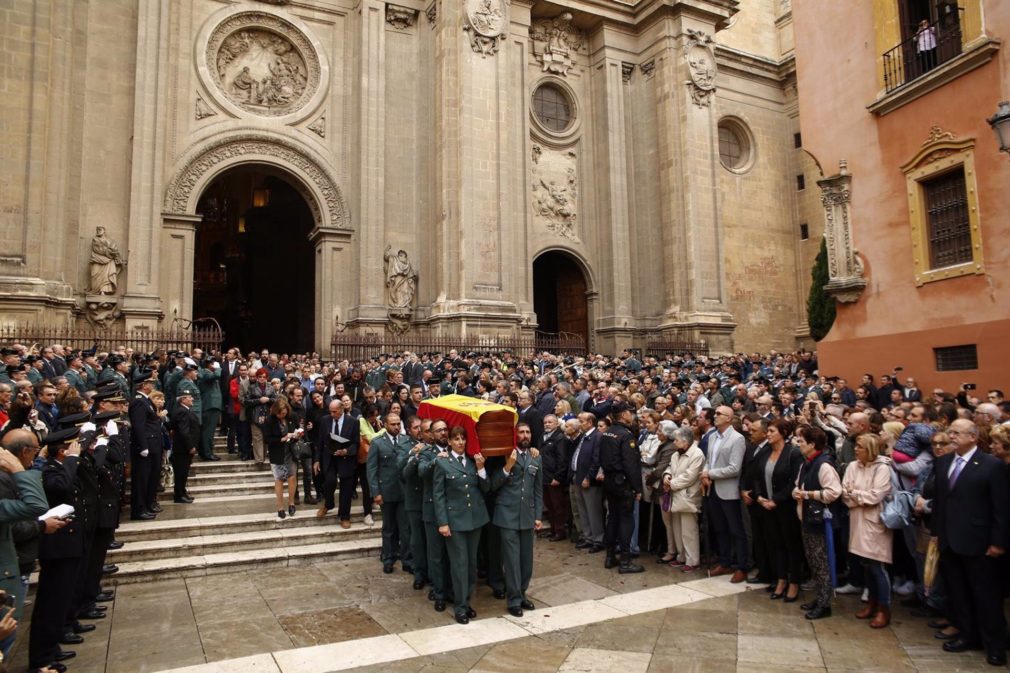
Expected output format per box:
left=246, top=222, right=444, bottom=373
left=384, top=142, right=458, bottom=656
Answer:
left=683, top=29, right=717, bottom=107
left=530, top=12, right=585, bottom=76
left=88, top=226, right=127, bottom=295
left=384, top=245, right=418, bottom=333
left=531, top=145, right=578, bottom=240
left=216, top=29, right=307, bottom=113
left=464, top=0, right=507, bottom=57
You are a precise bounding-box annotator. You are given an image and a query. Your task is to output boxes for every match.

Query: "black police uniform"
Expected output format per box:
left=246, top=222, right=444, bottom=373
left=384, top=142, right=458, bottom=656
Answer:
left=598, top=419, right=645, bottom=572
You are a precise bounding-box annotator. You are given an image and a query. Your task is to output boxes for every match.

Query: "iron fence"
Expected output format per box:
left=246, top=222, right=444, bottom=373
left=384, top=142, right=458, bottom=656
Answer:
left=330, top=330, right=587, bottom=362
left=645, top=340, right=711, bottom=358
left=0, top=320, right=224, bottom=355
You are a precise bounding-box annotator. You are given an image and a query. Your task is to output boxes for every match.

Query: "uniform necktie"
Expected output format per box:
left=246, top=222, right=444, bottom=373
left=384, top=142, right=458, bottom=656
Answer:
left=949, top=456, right=965, bottom=487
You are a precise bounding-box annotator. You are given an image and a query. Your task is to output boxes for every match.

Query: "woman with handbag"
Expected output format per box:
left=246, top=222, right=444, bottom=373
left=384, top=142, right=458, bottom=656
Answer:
left=792, top=425, right=842, bottom=620
left=841, top=433, right=894, bottom=628
left=661, top=425, right=704, bottom=571
left=264, top=399, right=302, bottom=520
left=644, top=420, right=677, bottom=561
left=243, top=368, right=277, bottom=468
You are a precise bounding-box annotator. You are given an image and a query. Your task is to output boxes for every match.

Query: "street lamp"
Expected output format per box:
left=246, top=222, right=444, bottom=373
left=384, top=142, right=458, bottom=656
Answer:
left=987, top=100, right=1010, bottom=159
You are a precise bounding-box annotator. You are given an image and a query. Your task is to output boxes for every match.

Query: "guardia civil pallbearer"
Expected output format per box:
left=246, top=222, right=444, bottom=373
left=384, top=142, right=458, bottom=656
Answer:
left=489, top=422, right=543, bottom=617
left=433, top=425, right=489, bottom=625
left=367, top=412, right=412, bottom=573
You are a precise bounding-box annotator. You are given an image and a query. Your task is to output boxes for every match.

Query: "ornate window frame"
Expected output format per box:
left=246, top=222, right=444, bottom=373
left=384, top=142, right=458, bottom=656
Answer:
left=717, top=116, right=756, bottom=174
left=901, top=129, right=983, bottom=286
left=529, top=77, right=581, bottom=143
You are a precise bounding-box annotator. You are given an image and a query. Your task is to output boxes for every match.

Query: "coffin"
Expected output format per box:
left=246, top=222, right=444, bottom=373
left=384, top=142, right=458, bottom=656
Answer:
left=417, top=394, right=518, bottom=457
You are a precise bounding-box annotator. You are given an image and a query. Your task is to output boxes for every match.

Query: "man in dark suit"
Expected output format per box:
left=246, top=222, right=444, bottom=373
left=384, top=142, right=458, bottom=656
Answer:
left=930, top=419, right=1009, bottom=666
left=516, top=391, right=544, bottom=449
left=902, top=377, right=922, bottom=403
left=540, top=415, right=569, bottom=541
left=128, top=370, right=162, bottom=520
left=314, top=399, right=360, bottom=527
left=170, top=391, right=200, bottom=503
left=221, top=348, right=241, bottom=454
left=571, top=412, right=604, bottom=552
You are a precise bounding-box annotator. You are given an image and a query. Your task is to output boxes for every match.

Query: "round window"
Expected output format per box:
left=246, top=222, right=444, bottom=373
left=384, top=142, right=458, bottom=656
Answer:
left=718, top=120, right=754, bottom=172
left=533, top=84, right=573, bottom=133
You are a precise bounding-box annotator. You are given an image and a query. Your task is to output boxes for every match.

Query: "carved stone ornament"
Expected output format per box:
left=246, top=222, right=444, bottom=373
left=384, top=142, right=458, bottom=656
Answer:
left=85, top=296, right=122, bottom=329
left=195, top=93, right=217, bottom=120
left=386, top=5, right=418, bottom=30
left=922, top=125, right=956, bottom=145
left=383, top=245, right=418, bottom=333
left=307, top=114, right=326, bottom=137
left=164, top=134, right=348, bottom=229
left=683, top=29, right=717, bottom=108
left=530, top=12, right=584, bottom=76
left=206, top=12, right=321, bottom=117
left=818, top=160, right=866, bottom=303
left=622, top=62, right=635, bottom=83
left=640, top=60, right=655, bottom=77
left=530, top=144, right=579, bottom=241
left=464, top=0, right=507, bottom=57
left=426, top=1, right=437, bottom=26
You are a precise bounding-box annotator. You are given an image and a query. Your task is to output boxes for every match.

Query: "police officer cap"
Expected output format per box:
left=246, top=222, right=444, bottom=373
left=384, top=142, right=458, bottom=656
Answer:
left=67, top=350, right=83, bottom=363
left=183, top=363, right=199, bottom=372
left=177, top=389, right=194, bottom=398
left=91, top=389, right=118, bottom=403
left=92, top=410, right=120, bottom=423
left=5, top=364, right=25, bottom=375
left=132, top=367, right=156, bottom=383
left=57, top=411, right=92, bottom=428
left=107, top=354, right=125, bottom=366
left=23, top=355, right=38, bottom=364
left=41, top=427, right=80, bottom=447
left=611, top=401, right=634, bottom=415
left=81, top=346, right=97, bottom=358
left=0, top=347, right=19, bottom=357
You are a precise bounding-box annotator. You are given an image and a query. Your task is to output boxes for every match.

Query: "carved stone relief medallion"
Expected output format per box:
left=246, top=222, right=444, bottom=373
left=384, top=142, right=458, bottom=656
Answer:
left=206, top=12, right=321, bottom=117
left=683, top=29, right=717, bottom=107
left=530, top=13, right=585, bottom=76
left=464, top=0, right=507, bottom=57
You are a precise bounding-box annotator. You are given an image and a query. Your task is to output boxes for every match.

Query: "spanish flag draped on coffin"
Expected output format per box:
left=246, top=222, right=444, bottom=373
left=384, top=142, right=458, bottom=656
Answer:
left=416, top=394, right=518, bottom=457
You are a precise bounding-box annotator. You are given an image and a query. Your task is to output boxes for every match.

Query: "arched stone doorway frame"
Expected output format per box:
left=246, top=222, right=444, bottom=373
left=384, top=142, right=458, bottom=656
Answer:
left=161, top=130, right=353, bottom=352
left=531, top=246, right=598, bottom=352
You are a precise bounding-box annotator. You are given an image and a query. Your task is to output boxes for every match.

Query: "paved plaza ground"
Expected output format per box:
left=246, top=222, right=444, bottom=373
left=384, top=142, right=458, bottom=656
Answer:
left=7, top=518, right=1002, bottom=673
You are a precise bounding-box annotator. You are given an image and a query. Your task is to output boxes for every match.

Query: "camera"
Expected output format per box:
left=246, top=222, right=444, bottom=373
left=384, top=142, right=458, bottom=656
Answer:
left=965, top=383, right=977, bottom=390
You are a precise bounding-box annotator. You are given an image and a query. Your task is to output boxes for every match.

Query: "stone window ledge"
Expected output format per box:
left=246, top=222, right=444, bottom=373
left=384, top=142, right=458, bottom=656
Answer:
left=867, top=38, right=1001, bottom=117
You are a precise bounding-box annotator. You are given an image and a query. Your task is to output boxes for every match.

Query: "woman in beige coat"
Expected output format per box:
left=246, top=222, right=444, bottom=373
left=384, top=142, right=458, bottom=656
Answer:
left=841, top=433, right=893, bottom=628
left=662, top=426, right=705, bottom=571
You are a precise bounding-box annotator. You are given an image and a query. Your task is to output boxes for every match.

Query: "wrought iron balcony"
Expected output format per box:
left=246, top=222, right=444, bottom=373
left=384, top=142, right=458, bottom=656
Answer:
left=882, top=11, right=964, bottom=94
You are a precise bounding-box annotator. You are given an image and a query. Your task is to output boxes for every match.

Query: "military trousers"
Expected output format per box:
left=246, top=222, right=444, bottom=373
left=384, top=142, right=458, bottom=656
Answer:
left=499, top=527, right=535, bottom=608
left=445, top=527, right=481, bottom=618
left=29, top=556, right=81, bottom=669
left=604, top=490, right=635, bottom=553
left=423, top=520, right=451, bottom=600
left=479, top=521, right=505, bottom=593
left=407, top=509, right=428, bottom=582
left=200, top=409, right=220, bottom=459
left=379, top=499, right=409, bottom=564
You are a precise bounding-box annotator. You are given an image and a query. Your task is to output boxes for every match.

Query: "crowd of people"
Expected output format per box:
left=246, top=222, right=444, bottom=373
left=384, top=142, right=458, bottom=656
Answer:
left=0, top=343, right=1008, bottom=669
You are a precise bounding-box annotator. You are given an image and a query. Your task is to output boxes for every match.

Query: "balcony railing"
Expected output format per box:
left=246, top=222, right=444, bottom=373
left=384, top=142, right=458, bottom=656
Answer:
left=882, top=11, right=963, bottom=94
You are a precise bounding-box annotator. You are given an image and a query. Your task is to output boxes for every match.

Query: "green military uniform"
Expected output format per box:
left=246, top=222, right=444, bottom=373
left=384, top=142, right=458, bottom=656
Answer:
left=26, top=366, right=42, bottom=385
left=367, top=432, right=411, bottom=567
left=175, top=377, right=202, bottom=417
left=64, top=368, right=87, bottom=395
left=99, top=368, right=131, bottom=401
left=418, top=446, right=451, bottom=602
left=83, top=364, right=99, bottom=390
left=434, top=452, right=489, bottom=621
left=490, top=449, right=544, bottom=610
left=401, top=440, right=429, bottom=586
left=163, top=367, right=183, bottom=413
left=197, top=366, right=222, bottom=460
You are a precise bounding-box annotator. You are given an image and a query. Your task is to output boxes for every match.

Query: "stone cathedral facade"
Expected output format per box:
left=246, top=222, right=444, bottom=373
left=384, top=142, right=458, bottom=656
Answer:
left=0, top=0, right=822, bottom=354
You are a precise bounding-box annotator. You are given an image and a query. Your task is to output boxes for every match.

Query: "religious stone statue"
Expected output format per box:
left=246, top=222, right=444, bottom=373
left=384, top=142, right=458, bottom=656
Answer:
left=89, top=226, right=127, bottom=295
left=384, top=245, right=417, bottom=332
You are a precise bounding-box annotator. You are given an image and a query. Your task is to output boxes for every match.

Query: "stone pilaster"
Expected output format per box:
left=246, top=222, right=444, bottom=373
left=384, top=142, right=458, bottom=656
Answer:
left=122, top=0, right=170, bottom=326
left=652, top=9, right=736, bottom=351
left=158, top=214, right=201, bottom=324
left=311, top=227, right=356, bottom=352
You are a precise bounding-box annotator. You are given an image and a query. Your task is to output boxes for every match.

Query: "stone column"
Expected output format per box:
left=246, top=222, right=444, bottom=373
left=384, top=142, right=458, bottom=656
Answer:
left=311, top=227, right=355, bottom=354
left=352, top=0, right=388, bottom=327
left=818, top=160, right=867, bottom=303
left=428, top=0, right=523, bottom=336
left=159, top=214, right=201, bottom=325
left=652, top=12, right=736, bottom=352
left=122, top=0, right=170, bottom=327
left=589, top=39, right=635, bottom=353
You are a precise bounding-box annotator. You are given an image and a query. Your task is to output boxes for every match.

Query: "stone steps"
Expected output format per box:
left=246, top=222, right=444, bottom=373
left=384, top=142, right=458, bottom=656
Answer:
left=115, top=510, right=379, bottom=542
left=109, top=513, right=381, bottom=562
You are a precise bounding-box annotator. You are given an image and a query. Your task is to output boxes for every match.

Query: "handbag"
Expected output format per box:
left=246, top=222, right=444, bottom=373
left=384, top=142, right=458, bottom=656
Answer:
left=253, top=406, right=268, bottom=427
left=803, top=499, right=825, bottom=526
left=661, top=491, right=672, bottom=513
left=923, top=535, right=940, bottom=593
left=881, top=466, right=915, bottom=530
left=293, top=439, right=313, bottom=461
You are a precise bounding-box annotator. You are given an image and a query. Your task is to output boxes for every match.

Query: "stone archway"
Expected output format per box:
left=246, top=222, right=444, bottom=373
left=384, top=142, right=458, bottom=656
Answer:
left=163, top=131, right=349, bottom=230
left=532, top=248, right=596, bottom=349
left=160, top=132, right=353, bottom=351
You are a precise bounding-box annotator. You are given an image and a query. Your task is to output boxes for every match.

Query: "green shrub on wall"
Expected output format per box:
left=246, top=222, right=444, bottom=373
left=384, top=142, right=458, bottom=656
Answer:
left=807, top=238, right=836, bottom=342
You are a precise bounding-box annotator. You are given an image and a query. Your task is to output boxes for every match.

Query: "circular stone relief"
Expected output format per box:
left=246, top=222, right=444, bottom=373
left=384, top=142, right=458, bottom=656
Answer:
left=206, top=12, right=320, bottom=118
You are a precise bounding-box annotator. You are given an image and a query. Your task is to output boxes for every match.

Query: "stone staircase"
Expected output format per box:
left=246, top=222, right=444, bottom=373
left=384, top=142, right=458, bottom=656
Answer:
left=104, top=436, right=382, bottom=584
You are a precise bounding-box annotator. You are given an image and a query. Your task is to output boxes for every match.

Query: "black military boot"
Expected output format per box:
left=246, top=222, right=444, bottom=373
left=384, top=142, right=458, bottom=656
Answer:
left=604, top=549, right=619, bottom=569
left=618, top=552, right=645, bottom=574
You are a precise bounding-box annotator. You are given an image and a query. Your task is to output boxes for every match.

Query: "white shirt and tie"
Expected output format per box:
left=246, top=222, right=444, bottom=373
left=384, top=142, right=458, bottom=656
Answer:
left=452, top=451, right=487, bottom=479
left=948, top=446, right=976, bottom=486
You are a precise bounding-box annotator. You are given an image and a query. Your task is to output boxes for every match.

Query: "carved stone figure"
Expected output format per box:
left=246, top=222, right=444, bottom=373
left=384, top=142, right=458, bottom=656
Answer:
left=384, top=245, right=418, bottom=332
left=89, top=226, right=127, bottom=295
left=207, top=13, right=321, bottom=117
left=683, top=30, right=717, bottom=107
left=464, top=0, right=506, bottom=57
left=531, top=146, right=578, bottom=240
left=194, top=92, right=217, bottom=120
left=530, top=12, right=585, bottom=76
